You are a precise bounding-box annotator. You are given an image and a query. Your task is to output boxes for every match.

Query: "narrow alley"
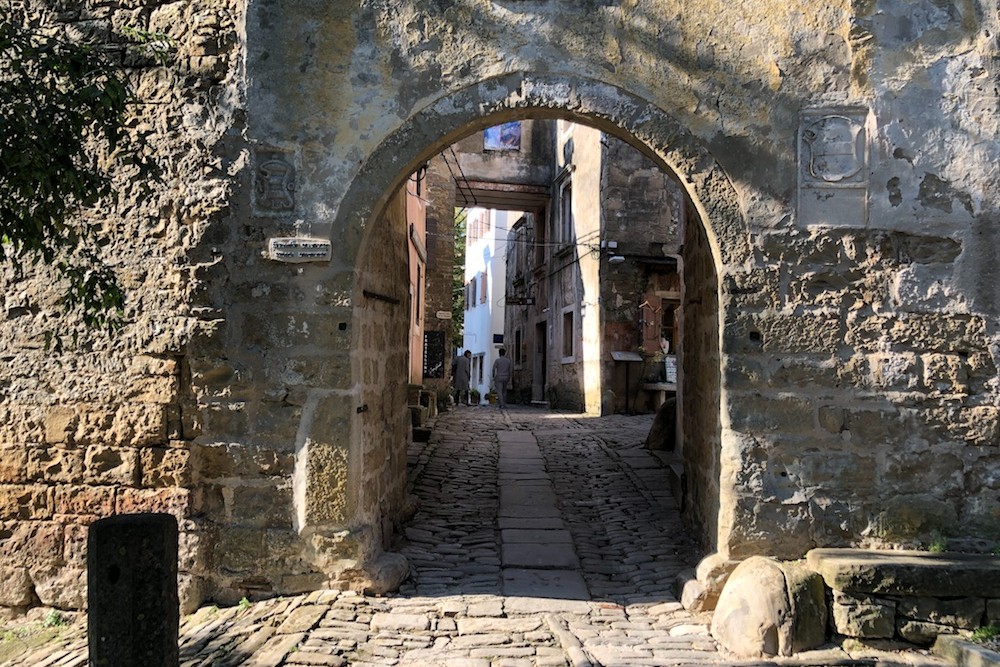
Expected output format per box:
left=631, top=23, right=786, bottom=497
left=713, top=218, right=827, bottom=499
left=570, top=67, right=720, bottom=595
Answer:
left=1, top=407, right=949, bottom=667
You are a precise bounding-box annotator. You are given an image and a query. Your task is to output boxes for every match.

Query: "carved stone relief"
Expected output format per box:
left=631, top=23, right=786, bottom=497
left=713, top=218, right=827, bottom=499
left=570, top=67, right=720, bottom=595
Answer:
left=253, top=146, right=297, bottom=215
left=798, top=109, right=869, bottom=227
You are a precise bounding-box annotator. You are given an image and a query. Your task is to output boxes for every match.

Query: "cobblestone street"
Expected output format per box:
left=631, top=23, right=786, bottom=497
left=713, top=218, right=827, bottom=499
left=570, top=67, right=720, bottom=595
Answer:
left=1, top=407, right=949, bottom=667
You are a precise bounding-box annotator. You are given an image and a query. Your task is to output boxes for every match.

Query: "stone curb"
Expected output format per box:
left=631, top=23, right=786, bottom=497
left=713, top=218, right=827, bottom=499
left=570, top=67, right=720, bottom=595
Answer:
left=933, top=635, right=1000, bottom=667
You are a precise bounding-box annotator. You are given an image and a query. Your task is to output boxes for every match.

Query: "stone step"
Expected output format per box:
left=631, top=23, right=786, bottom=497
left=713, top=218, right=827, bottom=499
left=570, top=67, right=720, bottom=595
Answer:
left=806, top=548, right=1000, bottom=597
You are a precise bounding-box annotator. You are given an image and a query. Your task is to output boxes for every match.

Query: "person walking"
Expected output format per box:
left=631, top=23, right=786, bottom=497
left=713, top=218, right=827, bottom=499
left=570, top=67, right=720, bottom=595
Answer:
left=452, top=349, right=472, bottom=406
left=491, top=348, right=513, bottom=409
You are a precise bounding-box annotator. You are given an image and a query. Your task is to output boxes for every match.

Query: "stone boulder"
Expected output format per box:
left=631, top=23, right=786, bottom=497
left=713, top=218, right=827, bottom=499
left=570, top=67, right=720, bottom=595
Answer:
left=711, top=556, right=828, bottom=658
left=645, top=397, right=677, bottom=450
left=362, top=552, right=410, bottom=595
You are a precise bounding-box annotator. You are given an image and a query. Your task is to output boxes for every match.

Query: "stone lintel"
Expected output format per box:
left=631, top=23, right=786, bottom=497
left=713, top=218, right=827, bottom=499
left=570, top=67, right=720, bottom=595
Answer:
left=807, top=548, right=1000, bottom=598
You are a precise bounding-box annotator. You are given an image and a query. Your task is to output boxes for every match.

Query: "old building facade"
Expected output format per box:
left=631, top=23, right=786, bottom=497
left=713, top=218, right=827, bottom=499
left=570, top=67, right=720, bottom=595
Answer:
left=502, top=120, right=684, bottom=415
left=1, top=0, right=997, bottom=616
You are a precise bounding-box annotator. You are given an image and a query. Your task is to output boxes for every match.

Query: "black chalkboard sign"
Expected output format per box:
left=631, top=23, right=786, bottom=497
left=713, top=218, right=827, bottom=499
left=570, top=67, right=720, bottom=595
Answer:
left=423, top=330, right=446, bottom=378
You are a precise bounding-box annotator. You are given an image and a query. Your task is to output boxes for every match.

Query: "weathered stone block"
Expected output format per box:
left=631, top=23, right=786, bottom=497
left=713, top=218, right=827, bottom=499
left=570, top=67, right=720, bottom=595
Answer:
left=131, top=375, right=181, bottom=403
left=868, top=352, right=920, bottom=391
left=883, top=452, right=963, bottom=496
left=116, top=488, right=190, bottom=521
left=0, top=404, right=44, bottom=444
left=45, top=407, right=78, bottom=444
left=0, top=521, right=63, bottom=566
left=0, top=566, right=36, bottom=607
left=85, top=445, right=140, bottom=486
left=769, top=356, right=841, bottom=388
left=27, top=446, right=85, bottom=484
left=53, top=485, right=115, bottom=518
left=832, top=595, right=896, bottom=639
left=723, top=355, right=765, bottom=389
left=728, top=500, right=816, bottom=560
left=191, top=443, right=293, bottom=481
left=279, top=572, right=326, bottom=596
left=75, top=404, right=168, bottom=447
left=727, top=394, right=815, bottom=434
left=200, top=402, right=250, bottom=438
left=818, top=406, right=845, bottom=433
left=0, top=447, right=27, bottom=484
left=248, top=402, right=304, bottom=450
left=272, top=353, right=352, bottom=390
left=807, top=549, right=1000, bottom=598
left=922, top=353, right=968, bottom=394
left=897, top=597, right=985, bottom=629
left=140, top=447, right=192, bottom=487
left=302, top=395, right=354, bottom=526
left=843, top=407, right=910, bottom=445
left=32, top=565, right=87, bottom=609
left=230, top=485, right=293, bottom=529
left=756, top=314, right=844, bottom=354
left=896, top=619, right=953, bottom=645
left=0, top=485, right=54, bottom=520
left=213, top=526, right=267, bottom=573
left=874, top=495, right=959, bottom=541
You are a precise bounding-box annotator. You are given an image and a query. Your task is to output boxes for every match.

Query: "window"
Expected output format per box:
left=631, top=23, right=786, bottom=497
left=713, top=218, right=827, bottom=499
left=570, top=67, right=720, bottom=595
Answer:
left=561, top=307, right=575, bottom=361
left=559, top=181, right=573, bottom=245
left=480, top=271, right=487, bottom=304
left=514, top=328, right=523, bottom=366
left=533, top=209, right=547, bottom=267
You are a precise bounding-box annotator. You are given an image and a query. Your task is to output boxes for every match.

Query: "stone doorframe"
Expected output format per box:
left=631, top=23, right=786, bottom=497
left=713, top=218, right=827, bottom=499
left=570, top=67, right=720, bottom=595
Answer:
left=298, top=72, right=751, bottom=570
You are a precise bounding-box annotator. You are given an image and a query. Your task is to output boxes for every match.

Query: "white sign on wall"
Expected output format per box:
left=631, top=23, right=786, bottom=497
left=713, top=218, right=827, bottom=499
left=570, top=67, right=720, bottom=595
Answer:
left=267, top=237, right=332, bottom=263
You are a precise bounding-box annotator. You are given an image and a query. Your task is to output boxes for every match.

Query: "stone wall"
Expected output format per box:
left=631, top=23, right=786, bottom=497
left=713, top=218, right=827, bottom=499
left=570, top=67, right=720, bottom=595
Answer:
left=0, top=0, right=247, bottom=615
left=681, top=202, right=723, bottom=550
left=421, top=155, right=458, bottom=395
left=599, top=134, right=684, bottom=414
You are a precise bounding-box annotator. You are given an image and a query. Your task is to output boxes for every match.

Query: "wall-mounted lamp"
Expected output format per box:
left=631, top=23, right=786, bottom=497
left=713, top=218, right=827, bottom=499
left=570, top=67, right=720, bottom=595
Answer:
left=608, top=255, right=626, bottom=264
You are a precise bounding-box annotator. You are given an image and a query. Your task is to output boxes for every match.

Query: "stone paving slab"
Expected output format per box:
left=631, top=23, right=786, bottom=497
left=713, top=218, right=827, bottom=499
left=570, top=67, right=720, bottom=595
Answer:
left=503, top=569, right=590, bottom=600
left=499, top=517, right=568, bottom=530
left=503, top=542, right=581, bottom=569
left=502, top=528, right=574, bottom=544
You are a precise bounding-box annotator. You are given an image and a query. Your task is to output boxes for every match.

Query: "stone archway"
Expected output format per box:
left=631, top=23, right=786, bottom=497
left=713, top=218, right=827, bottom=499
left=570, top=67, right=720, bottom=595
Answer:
left=291, top=72, right=749, bottom=585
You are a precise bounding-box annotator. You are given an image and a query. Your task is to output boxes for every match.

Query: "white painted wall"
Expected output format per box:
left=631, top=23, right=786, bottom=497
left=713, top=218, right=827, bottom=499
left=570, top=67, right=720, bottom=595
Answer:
left=463, top=208, right=515, bottom=398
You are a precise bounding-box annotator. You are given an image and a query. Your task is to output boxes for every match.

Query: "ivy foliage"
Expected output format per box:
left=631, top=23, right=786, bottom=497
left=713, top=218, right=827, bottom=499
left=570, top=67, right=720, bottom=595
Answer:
left=0, top=10, right=162, bottom=341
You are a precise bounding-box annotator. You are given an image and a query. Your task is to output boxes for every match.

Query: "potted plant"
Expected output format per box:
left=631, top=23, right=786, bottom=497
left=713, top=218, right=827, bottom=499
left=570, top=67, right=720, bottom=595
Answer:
left=469, top=388, right=481, bottom=405
left=486, top=389, right=498, bottom=404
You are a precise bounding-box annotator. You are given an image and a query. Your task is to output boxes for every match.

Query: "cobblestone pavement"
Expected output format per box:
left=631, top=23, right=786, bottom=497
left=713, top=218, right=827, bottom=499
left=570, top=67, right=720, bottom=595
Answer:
left=1, top=406, right=950, bottom=667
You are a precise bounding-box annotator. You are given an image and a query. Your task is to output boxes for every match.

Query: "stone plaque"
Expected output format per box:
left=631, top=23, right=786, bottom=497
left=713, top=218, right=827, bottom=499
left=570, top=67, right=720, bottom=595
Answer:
left=267, top=237, right=332, bottom=262
left=798, top=109, right=869, bottom=228
left=253, top=146, right=297, bottom=215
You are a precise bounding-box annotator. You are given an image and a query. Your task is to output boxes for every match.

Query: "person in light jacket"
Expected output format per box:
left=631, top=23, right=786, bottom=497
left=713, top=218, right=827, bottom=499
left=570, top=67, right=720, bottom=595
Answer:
left=491, top=348, right=513, bottom=409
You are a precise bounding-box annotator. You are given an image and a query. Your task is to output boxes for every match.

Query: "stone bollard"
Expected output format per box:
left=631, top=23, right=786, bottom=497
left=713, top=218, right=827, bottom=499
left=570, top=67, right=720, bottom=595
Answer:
left=88, top=513, right=179, bottom=667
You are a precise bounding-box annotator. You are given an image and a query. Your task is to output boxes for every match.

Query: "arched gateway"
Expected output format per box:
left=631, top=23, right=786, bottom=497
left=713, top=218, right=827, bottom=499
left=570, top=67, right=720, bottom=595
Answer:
left=311, top=72, right=745, bottom=590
